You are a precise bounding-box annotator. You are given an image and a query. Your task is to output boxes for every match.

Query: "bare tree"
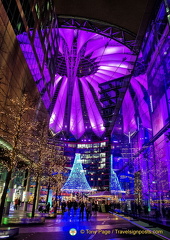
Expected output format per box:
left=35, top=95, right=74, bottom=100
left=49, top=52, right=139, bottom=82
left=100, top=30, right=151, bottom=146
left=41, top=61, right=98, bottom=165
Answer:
left=29, top=132, right=67, bottom=217
left=0, top=93, right=38, bottom=224
left=27, top=120, right=48, bottom=218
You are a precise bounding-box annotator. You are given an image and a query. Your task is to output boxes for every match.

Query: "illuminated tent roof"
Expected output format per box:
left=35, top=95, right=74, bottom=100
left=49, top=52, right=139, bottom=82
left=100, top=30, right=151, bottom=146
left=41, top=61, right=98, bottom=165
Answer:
left=50, top=28, right=137, bottom=139
left=17, top=23, right=139, bottom=140
left=122, top=73, right=151, bottom=135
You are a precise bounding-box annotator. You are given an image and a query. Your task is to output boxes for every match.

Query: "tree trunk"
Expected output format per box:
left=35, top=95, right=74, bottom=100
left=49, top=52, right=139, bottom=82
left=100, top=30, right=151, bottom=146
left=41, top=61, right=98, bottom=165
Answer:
left=23, top=170, right=30, bottom=211
left=46, top=179, right=50, bottom=205
left=31, top=175, right=39, bottom=218
left=0, top=170, right=12, bottom=225
left=55, top=189, right=58, bottom=203
left=35, top=180, right=40, bottom=210
left=55, top=189, right=60, bottom=213
left=5, top=175, right=15, bottom=215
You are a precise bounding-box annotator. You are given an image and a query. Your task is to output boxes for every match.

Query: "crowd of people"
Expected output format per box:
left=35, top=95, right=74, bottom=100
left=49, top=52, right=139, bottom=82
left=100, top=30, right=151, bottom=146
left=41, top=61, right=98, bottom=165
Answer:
left=59, top=199, right=170, bottom=221
left=38, top=202, right=51, bottom=213
left=59, top=199, right=102, bottom=220
left=14, top=195, right=170, bottom=222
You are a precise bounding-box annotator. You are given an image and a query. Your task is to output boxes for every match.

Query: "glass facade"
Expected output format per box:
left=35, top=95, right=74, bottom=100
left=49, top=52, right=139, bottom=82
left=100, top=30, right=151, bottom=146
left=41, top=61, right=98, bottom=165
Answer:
left=0, top=0, right=49, bottom=204
left=120, top=1, right=170, bottom=210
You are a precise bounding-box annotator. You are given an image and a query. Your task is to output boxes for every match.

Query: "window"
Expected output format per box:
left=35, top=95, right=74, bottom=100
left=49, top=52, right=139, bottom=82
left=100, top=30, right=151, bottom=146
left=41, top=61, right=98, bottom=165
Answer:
left=100, top=142, right=106, bottom=147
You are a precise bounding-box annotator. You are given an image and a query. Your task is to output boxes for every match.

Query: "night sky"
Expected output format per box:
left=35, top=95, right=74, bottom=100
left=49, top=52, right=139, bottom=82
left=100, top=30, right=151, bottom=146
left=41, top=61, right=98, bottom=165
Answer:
left=55, top=0, right=157, bottom=35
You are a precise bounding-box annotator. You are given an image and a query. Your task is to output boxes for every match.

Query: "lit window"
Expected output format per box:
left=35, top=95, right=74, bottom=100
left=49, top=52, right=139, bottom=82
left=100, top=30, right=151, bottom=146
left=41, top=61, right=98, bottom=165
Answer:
left=100, top=142, right=106, bottom=147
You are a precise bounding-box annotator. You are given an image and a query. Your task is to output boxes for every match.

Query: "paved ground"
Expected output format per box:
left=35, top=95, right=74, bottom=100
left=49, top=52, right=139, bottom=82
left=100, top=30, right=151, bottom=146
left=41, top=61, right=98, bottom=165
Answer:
left=13, top=209, right=170, bottom=240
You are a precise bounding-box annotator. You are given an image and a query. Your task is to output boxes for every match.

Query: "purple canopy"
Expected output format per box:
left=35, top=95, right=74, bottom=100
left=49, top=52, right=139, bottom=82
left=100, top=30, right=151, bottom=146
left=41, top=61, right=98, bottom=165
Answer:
left=17, top=28, right=137, bottom=139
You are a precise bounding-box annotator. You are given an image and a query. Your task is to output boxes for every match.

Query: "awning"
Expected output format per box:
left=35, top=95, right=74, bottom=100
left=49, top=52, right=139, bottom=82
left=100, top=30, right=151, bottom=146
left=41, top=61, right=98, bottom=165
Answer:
left=88, top=191, right=113, bottom=198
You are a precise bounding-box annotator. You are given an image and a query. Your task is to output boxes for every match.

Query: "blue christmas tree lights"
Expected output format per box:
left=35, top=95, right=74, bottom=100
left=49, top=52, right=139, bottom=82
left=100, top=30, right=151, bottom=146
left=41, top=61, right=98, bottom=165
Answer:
left=110, top=154, right=122, bottom=193
left=61, top=153, right=92, bottom=192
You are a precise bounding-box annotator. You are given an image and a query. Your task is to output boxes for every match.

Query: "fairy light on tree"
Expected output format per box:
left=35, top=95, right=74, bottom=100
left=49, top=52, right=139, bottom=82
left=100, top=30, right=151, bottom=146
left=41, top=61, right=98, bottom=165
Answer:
left=26, top=122, right=67, bottom=217
left=40, top=141, right=67, bottom=206
left=28, top=120, right=49, bottom=218
left=0, top=93, right=38, bottom=223
left=61, top=153, right=92, bottom=192
left=50, top=170, right=67, bottom=208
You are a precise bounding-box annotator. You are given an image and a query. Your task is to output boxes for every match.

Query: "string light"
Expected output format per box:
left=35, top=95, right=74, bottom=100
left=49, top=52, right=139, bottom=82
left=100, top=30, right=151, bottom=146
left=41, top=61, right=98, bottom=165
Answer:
left=0, top=94, right=67, bottom=217
left=61, top=153, right=92, bottom=192
left=110, top=169, right=122, bottom=192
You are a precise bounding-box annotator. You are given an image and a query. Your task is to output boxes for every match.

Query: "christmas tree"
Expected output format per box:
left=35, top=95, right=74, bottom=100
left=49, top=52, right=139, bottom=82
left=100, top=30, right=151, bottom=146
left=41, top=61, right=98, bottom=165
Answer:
left=110, top=155, right=122, bottom=193
left=110, top=169, right=122, bottom=193
left=61, top=153, right=92, bottom=192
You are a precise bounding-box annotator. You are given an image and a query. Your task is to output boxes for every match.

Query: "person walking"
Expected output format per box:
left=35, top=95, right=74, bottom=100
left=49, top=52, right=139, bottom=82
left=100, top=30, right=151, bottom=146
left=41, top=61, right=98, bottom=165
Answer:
left=73, top=200, right=78, bottom=216
left=18, top=198, right=21, bottom=209
left=85, top=200, right=92, bottom=221
left=46, top=202, right=50, bottom=213
left=79, top=201, right=85, bottom=220
left=93, top=201, right=98, bottom=215
left=61, top=201, right=66, bottom=215
left=14, top=198, right=18, bottom=210
left=67, top=200, right=72, bottom=216
left=53, top=200, right=57, bottom=215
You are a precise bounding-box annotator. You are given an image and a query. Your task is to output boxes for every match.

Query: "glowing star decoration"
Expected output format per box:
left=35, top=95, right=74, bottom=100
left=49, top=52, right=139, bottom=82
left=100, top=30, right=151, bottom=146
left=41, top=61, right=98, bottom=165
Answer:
left=61, top=153, right=92, bottom=192
left=17, top=28, right=136, bottom=139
